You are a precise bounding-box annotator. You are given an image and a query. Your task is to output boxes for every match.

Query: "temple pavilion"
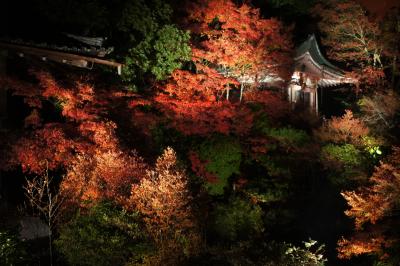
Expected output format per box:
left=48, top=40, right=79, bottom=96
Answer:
left=288, top=34, right=357, bottom=113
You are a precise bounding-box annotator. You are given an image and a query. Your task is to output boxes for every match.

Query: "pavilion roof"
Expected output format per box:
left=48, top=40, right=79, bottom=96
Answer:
left=295, top=34, right=344, bottom=77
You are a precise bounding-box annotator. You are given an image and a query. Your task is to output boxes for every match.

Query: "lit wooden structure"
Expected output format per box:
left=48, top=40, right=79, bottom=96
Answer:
left=0, top=40, right=123, bottom=130
left=0, top=41, right=123, bottom=75
left=287, top=35, right=357, bottom=113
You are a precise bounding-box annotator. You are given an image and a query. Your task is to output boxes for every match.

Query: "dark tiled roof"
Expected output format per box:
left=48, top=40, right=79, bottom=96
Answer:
left=295, top=34, right=343, bottom=75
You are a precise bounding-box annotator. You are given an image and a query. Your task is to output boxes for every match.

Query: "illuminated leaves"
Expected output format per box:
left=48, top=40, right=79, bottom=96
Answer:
left=187, top=0, right=293, bottom=83
left=342, top=147, right=400, bottom=228
left=128, top=148, right=199, bottom=258
left=129, top=148, right=193, bottom=232
left=338, top=147, right=400, bottom=259
left=358, top=90, right=400, bottom=134
left=2, top=71, right=150, bottom=213
left=124, top=25, right=191, bottom=83
left=313, top=0, right=382, bottom=68
left=60, top=148, right=146, bottom=209
left=6, top=124, right=75, bottom=173
left=315, top=110, right=369, bottom=147
left=154, top=66, right=253, bottom=136
left=337, top=235, right=389, bottom=259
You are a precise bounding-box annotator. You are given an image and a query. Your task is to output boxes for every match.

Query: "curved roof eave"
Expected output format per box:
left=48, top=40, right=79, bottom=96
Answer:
left=295, top=34, right=344, bottom=76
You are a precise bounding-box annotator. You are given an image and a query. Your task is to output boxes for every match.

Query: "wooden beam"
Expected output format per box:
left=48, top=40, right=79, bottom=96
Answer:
left=0, top=41, right=123, bottom=74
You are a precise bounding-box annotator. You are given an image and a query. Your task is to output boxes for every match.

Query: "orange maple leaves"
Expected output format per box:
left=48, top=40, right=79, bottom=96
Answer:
left=338, top=147, right=400, bottom=259
left=187, top=0, right=293, bottom=82
left=153, top=65, right=253, bottom=135
left=315, top=110, right=370, bottom=146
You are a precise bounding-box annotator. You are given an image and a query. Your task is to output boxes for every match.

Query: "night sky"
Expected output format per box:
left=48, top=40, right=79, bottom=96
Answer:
left=357, top=0, right=400, bottom=17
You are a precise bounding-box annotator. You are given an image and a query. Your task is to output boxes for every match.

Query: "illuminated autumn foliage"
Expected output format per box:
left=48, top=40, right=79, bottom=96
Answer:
left=151, top=68, right=289, bottom=136
left=60, top=148, right=147, bottom=209
left=0, top=72, right=106, bottom=174
left=338, top=234, right=390, bottom=259
left=153, top=66, right=253, bottom=136
left=128, top=148, right=200, bottom=259
left=313, top=0, right=382, bottom=68
left=2, top=1, right=399, bottom=264
left=313, top=0, right=387, bottom=91
left=123, top=0, right=293, bottom=137
left=6, top=124, right=75, bottom=173
left=358, top=90, right=400, bottom=135
left=1, top=71, right=149, bottom=212
left=314, top=110, right=369, bottom=147
left=186, top=0, right=293, bottom=82
left=338, top=147, right=400, bottom=259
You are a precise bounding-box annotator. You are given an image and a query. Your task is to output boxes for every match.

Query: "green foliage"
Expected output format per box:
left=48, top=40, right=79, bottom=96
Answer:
left=253, top=112, right=272, bottom=134
left=212, top=198, right=263, bottom=241
left=245, top=176, right=290, bottom=204
left=197, top=136, right=242, bottom=195
left=192, top=239, right=326, bottom=265
left=124, top=25, right=191, bottom=83
left=119, top=0, right=191, bottom=88
left=361, top=136, right=383, bottom=159
left=122, top=26, right=191, bottom=87
left=253, top=115, right=309, bottom=149
left=321, top=144, right=363, bottom=167
left=252, top=118, right=309, bottom=177
left=151, top=26, right=191, bottom=80
left=267, top=127, right=310, bottom=147
left=117, top=0, right=172, bottom=40
left=0, top=229, right=27, bottom=266
left=151, top=123, right=186, bottom=154
left=55, top=202, right=152, bottom=266
left=260, top=157, right=291, bottom=177
left=284, top=239, right=327, bottom=266
left=321, top=143, right=370, bottom=185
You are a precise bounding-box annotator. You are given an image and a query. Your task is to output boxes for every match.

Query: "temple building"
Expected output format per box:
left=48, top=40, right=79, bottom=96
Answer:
left=288, top=34, right=357, bottom=113
left=0, top=35, right=121, bottom=130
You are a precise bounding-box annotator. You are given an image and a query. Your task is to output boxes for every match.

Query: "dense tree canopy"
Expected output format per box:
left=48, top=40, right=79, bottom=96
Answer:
left=0, top=0, right=400, bottom=265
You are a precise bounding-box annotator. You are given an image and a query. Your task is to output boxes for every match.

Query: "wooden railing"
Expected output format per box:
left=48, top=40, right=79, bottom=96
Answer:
left=0, top=41, right=123, bottom=75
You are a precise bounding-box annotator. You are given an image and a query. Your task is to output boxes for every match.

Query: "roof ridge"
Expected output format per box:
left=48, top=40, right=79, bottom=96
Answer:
left=295, top=34, right=343, bottom=74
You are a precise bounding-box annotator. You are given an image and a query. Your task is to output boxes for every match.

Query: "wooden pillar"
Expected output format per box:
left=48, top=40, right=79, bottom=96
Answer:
left=315, top=86, right=319, bottom=114
left=313, top=81, right=318, bottom=114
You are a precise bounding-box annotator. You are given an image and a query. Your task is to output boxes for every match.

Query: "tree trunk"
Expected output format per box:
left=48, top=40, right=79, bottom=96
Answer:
left=49, top=227, right=53, bottom=266
left=239, top=83, right=244, bottom=102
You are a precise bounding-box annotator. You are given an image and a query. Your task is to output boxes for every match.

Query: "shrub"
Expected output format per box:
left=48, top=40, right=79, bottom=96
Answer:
left=196, top=136, right=242, bottom=195
left=267, top=127, right=310, bottom=148
left=212, top=198, right=263, bottom=241
left=321, top=144, right=363, bottom=168
left=55, top=202, right=152, bottom=266
left=284, top=239, right=327, bottom=266
left=0, top=229, right=27, bottom=265
left=321, top=144, right=368, bottom=185
left=128, top=148, right=201, bottom=263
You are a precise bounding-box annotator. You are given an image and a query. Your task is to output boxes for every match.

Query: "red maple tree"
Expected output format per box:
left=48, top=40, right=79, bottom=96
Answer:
left=1, top=71, right=150, bottom=213
left=186, top=0, right=293, bottom=85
